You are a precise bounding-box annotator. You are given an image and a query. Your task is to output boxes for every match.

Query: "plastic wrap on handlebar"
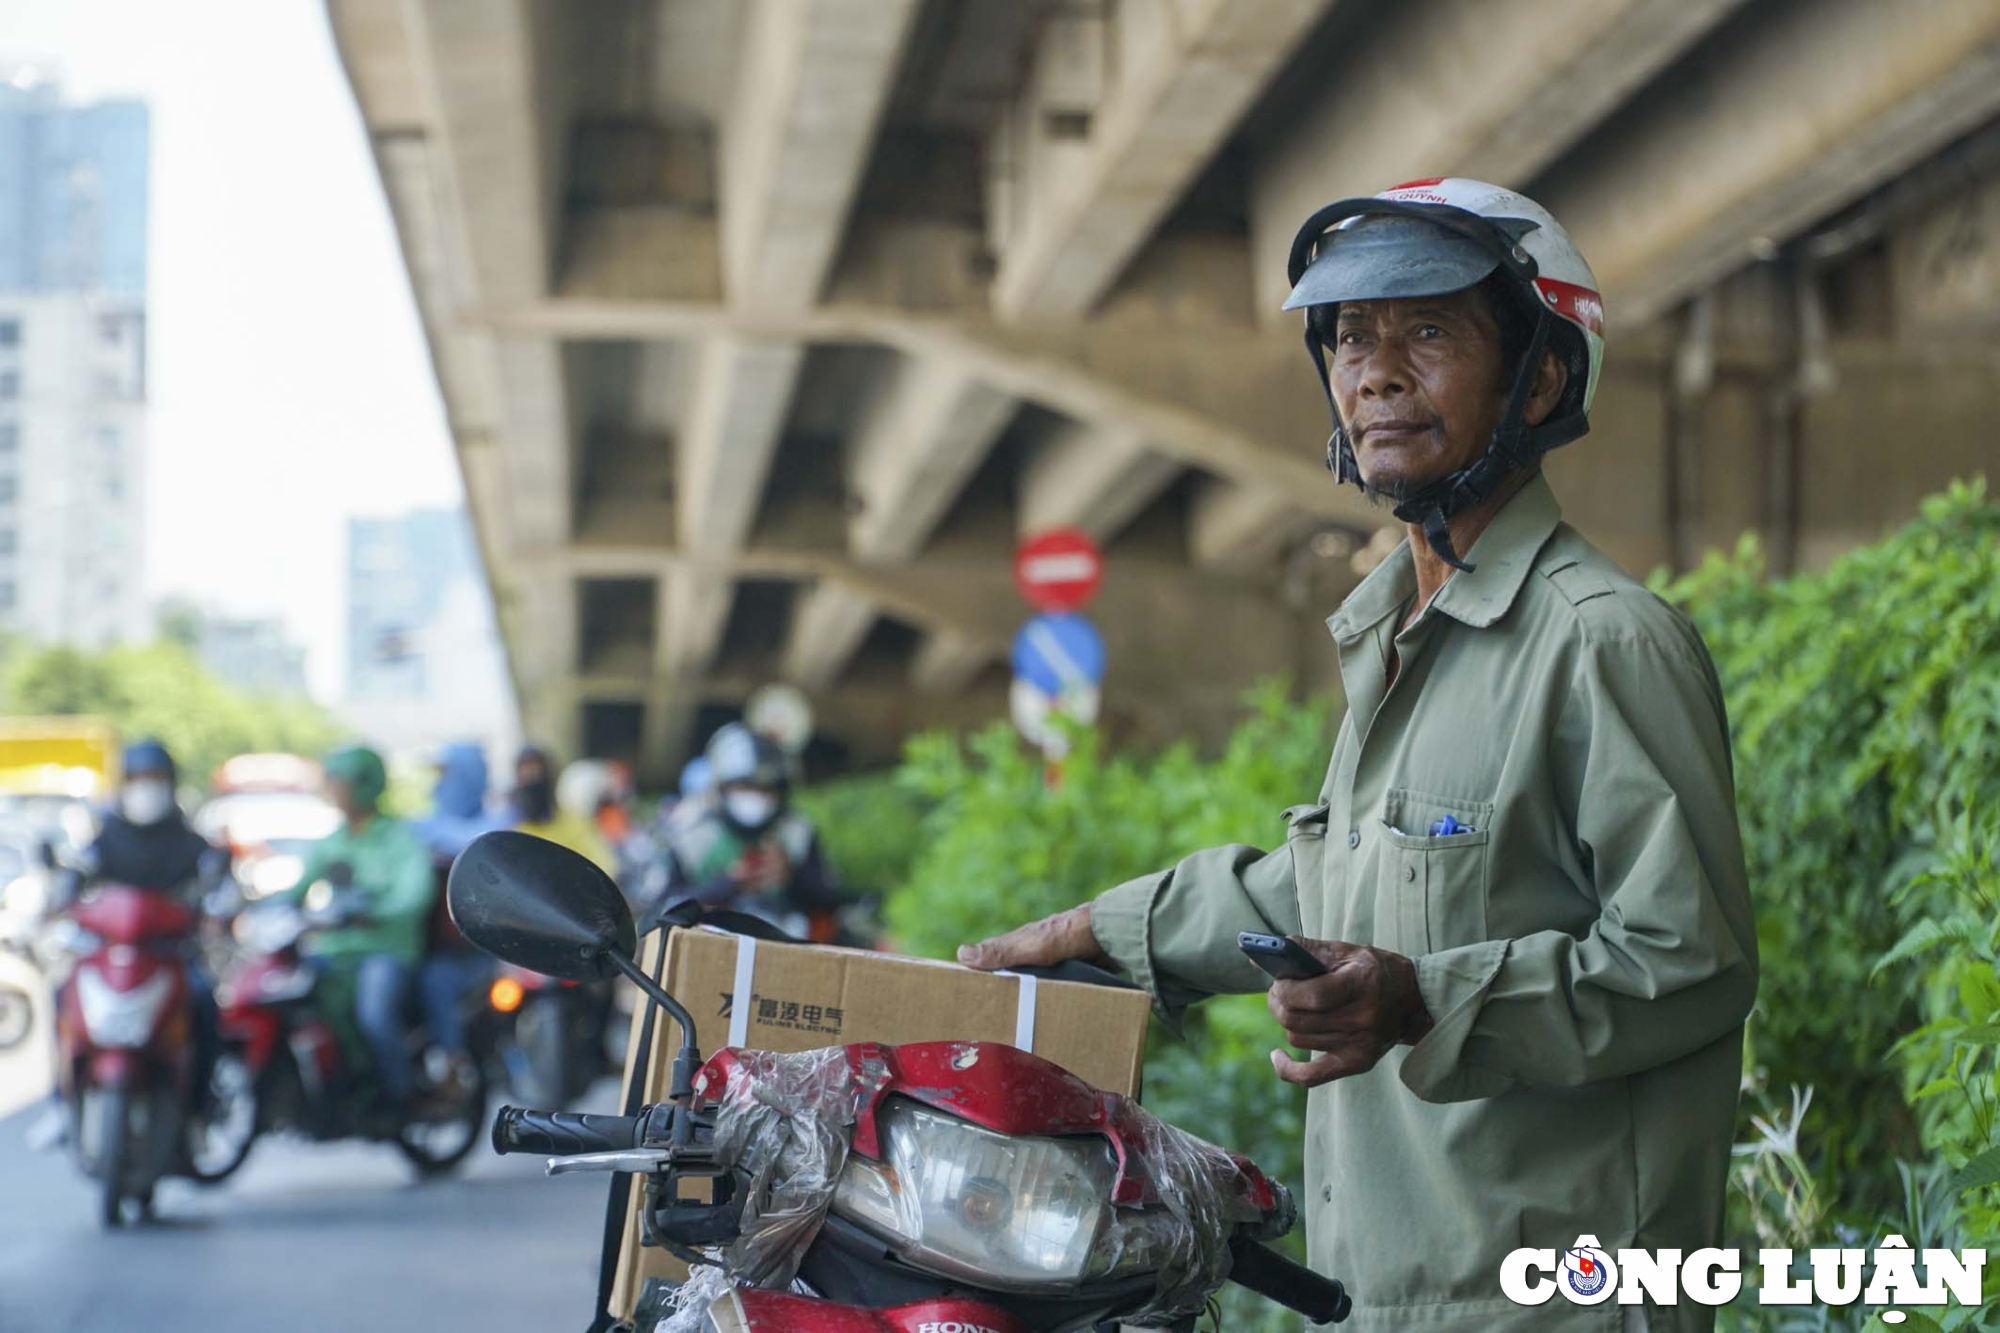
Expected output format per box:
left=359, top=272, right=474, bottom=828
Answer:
left=1230, top=1239, right=1353, bottom=1324
left=490, top=1106, right=643, bottom=1157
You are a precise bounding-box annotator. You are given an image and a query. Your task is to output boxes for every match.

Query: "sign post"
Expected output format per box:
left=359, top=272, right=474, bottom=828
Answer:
left=1013, top=528, right=1103, bottom=612
left=1010, top=529, right=1106, bottom=757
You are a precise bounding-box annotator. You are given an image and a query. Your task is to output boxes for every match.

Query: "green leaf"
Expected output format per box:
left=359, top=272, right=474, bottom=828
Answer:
left=1873, top=919, right=1969, bottom=978
left=1950, top=1144, right=2000, bottom=1194
left=1874, top=1313, right=1946, bottom=1333
left=1911, top=1077, right=1960, bottom=1103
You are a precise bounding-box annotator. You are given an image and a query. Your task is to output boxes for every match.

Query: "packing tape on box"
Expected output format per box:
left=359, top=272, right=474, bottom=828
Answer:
left=721, top=931, right=1038, bottom=1053
left=998, top=970, right=1038, bottom=1050
left=729, top=934, right=757, bottom=1048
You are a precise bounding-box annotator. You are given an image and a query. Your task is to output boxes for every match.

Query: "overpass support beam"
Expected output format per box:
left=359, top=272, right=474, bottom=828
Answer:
left=1537, top=0, right=2000, bottom=322
left=721, top=0, right=922, bottom=308
left=1190, top=479, right=1314, bottom=574
left=783, top=583, right=880, bottom=693
left=993, top=0, right=1334, bottom=323
left=911, top=629, right=994, bottom=697
left=1018, top=422, right=1181, bottom=544
left=657, top=338, right=807, bottom=678
left=1249, top=0, right=1749, bottom=317
left=847, top=358, right=1019, bottom=562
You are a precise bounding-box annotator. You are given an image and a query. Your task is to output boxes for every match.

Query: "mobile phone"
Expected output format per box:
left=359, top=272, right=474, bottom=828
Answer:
left=1238, top=932, right=1330, bottom=981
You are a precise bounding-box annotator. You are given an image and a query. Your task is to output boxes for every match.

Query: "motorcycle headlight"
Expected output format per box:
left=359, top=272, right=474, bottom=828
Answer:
left=75, top=967, right=172, bottom=1048
left=248, top=854, right=304, bottom=899
left=832, top=1099, right=1121, bottom=1289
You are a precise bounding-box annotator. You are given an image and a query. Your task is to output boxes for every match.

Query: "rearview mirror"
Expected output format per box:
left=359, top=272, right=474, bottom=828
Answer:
left=447, top=831, right=636, bottom=981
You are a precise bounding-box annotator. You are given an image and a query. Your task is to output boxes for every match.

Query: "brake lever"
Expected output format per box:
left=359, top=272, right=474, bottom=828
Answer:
left=545, top=1149, right=673, bottom=1176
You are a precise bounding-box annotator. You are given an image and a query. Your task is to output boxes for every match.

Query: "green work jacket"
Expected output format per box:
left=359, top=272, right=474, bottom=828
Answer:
left=287, top=814, right=437, bottom=965
left=1090, top=472, right=1757, bottom=1332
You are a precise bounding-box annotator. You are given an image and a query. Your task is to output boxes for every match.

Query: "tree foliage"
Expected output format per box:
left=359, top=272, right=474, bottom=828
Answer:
left=0, top=639, right=341, bottom=793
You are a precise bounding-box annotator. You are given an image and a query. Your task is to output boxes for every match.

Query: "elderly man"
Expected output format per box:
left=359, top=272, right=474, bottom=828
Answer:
left=961, top=178, right=1757, bottom=1333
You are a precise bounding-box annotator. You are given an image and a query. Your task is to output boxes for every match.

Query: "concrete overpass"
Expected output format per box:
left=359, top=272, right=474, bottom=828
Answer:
left=328, top=0, right=2000, bottom=779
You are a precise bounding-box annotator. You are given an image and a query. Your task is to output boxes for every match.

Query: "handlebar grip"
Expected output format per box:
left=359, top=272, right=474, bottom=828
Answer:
left=490, top=1106, right=643, bottom=1157
left=1230, top=1240, right=1353, bottom=1325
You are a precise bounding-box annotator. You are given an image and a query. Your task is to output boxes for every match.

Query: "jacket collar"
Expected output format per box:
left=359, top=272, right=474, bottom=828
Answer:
left=1326, top=470, right=1562, bottom=641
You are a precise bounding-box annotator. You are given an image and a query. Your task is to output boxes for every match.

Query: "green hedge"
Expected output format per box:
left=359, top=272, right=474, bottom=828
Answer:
left=1658, top=478, right=2000, bottom=1257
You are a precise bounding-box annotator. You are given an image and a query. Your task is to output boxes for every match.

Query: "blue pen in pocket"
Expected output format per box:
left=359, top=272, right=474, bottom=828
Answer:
left=1428, top=814, right=1475, bottom=837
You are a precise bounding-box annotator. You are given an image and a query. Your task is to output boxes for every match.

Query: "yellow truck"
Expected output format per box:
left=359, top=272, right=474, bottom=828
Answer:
left=0, top=717, right=119, bottom=846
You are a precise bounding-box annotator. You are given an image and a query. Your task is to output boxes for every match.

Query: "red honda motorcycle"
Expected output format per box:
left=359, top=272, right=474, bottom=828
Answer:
left=210, top=885, right=489, bottom=1175
left=448, top=832, right=1353, bottom=1333
left=53, top=883, right=225, bottom=1226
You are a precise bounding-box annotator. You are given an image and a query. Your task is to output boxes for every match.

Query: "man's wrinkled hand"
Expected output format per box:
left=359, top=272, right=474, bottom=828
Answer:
left=957, top=905, right=1108, bottom=972
left=1266, top=937, right=1433, bottom=1088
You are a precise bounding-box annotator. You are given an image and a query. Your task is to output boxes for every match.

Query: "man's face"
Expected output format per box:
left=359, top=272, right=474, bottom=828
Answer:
left=1325, top=289, right=1512, bottom=504
left=326, top=776, right=364, bottom=822
left=517, top=758, right=547, bottom=788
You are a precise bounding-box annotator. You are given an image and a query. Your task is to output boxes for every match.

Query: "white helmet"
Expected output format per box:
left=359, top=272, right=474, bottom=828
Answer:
left=556, top=759, right=614, bottom=821
left=1284, top=177, right=1605, bottom=569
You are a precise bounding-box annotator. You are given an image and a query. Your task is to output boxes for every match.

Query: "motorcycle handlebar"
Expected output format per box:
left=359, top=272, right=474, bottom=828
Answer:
left=490, top=1105, right=644, bottom=1157
left=1229, top=1239, right=1352, bottom=1325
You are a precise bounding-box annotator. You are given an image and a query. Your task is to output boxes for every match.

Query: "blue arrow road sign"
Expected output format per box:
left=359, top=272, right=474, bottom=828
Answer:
left=1011, top=612, right=1105, bottom=696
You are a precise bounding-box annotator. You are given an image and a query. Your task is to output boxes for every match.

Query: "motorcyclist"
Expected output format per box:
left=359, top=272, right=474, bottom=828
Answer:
left=654, top=724, right=838, bottom=924
left=286, top=744, right=436, bottom=1117
left=510, top=745, right=617, bottom=877
left=33, top=739, right=226, bottom=1147
left=85, top=739, right=221, bottom=899
left=410, top=742, right=505, bottom=1059
left=558, top=758, right=636, bottom=849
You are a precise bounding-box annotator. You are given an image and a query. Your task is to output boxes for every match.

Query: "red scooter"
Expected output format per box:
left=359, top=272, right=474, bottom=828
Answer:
left=211, top=882, right=488, bottom=1175
left=448, top=833, right=1353, bottom=1332
left=54, top=883, right=207, bottom=1226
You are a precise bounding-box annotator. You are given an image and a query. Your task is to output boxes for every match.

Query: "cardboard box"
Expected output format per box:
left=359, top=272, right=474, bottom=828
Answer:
left=609, top=927, right=1155, bottom=1318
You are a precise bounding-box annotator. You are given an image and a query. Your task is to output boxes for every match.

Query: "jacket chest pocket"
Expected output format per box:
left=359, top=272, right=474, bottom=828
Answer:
left=1377, top=788, right=1494, bottom=954
left=1282, top=803, right=1331, bottom=940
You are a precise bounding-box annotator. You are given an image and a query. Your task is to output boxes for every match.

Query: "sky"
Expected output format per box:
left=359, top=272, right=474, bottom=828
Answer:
left=0, top=0, right=467, bottom=701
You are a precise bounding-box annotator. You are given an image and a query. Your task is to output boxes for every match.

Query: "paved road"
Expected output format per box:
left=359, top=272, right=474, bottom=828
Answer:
left=0, top=1078, right=619, bottom=1333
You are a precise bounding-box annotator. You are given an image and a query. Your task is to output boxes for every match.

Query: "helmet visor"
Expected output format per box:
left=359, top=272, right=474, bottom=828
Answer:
left=1283, top=213, right=1530, bottom=312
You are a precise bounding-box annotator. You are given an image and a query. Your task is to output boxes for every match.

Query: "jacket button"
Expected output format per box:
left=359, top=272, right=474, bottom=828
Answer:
left=1347, top=829, right=1360, bottom=849
left=1321, top=1184, right=1333, bottom=1202
left=1403, top=865, right=1416, bottom=882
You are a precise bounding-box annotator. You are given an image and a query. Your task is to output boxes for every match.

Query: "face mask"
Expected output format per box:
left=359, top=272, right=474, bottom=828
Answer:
left=723, top=790, right=780, bottom=831
left=516, top=779, right=555, bottom=823
left=121, top=780, right=174, bottom=826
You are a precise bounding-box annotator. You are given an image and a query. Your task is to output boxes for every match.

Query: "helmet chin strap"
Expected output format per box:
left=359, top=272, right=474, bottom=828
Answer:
left=1306, top=305, right=1584, bottom=572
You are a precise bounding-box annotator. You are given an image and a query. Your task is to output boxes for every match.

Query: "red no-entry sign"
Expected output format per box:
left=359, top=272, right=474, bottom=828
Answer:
left=1014, top=528, right=1103, bottom=611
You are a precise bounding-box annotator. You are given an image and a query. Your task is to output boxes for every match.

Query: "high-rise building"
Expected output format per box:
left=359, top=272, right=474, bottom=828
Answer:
left=0, top=70, right=149, bottom=647
left=0, top=73, right=148, bottom=294
left=0, top=292, right=146, bottom=644
left=344, top=508, right=517, bottom=757
left=159, top=598, right=311, bottom=698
